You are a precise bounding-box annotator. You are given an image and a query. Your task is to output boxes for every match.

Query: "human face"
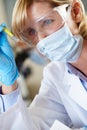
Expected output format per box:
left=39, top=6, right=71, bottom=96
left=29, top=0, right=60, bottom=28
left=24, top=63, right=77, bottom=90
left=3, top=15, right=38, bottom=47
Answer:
left=20, top=2, right=79, bottom=47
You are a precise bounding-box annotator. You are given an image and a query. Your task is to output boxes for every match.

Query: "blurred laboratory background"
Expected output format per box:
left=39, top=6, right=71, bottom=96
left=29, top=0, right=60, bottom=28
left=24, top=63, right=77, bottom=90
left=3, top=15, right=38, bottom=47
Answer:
left=0, top=0, right=87, bottom=106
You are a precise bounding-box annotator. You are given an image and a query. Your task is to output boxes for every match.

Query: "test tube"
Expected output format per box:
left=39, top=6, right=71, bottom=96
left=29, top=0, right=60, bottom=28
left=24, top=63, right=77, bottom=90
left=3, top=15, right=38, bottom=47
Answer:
left=3, top=27, right=30, bottom=47
left=3, top=27, right=19, bottom=42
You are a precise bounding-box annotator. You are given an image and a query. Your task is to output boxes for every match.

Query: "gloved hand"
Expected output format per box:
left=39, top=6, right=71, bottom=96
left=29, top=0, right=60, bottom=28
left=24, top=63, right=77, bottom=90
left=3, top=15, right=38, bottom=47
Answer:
left=0, top=23, right=19, bottom=86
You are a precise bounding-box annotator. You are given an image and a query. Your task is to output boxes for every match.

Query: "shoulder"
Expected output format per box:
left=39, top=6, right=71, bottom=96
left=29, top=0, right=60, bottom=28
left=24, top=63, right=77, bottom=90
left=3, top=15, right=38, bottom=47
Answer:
left=43, top=61, right=66, bottom=79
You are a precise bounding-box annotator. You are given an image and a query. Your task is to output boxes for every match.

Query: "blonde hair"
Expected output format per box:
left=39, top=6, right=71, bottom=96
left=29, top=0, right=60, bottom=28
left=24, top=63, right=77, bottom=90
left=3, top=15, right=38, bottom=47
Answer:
left=12, top=0, right=87, bottom=40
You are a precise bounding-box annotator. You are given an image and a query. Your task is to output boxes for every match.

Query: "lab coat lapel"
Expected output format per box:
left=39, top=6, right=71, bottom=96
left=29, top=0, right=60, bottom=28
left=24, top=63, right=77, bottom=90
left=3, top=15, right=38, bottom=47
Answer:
left=49, top=62, right=87, bottom=127
left=67, top=73, right=87, bottom=111
left=50, top=69, right=82, bottom=126
left=61, top=71, right=87, bottom=127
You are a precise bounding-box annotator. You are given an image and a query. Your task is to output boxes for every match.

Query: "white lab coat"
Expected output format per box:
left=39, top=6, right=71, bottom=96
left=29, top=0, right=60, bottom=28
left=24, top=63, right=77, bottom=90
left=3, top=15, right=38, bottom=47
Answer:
left=0, top=61, right=87, bottom=130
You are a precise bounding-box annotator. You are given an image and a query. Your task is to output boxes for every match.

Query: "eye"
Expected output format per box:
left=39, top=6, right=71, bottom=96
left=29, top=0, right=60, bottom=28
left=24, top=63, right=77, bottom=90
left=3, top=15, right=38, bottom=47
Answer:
left=27, top=28, right=36, bottom=36
left=43, top=19, right=54, bottom=26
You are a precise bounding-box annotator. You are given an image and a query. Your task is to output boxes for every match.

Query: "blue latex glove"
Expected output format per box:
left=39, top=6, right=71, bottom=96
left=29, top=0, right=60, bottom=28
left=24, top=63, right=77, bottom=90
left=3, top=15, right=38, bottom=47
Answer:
left=0, top=23, right=19, bottom=86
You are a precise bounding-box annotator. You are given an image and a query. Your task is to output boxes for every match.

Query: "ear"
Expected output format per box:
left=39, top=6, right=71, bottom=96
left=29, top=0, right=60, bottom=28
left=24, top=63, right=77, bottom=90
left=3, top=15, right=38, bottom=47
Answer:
left=71, top=1, right=83, bottom=23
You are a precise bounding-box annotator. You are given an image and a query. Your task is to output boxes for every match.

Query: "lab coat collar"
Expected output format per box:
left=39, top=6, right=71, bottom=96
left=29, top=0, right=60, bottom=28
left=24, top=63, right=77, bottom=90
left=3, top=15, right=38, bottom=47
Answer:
left=66, top=63, right=87, bottom=82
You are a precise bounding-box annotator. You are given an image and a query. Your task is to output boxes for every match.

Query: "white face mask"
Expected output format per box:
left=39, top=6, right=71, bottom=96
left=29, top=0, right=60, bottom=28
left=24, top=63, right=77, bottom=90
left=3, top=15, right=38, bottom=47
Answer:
left=36, top=23, right=83, bottom=63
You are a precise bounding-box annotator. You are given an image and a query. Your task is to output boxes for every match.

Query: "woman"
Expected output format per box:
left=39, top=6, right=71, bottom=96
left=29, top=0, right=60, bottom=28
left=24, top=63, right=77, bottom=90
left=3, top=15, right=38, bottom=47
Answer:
left=0, top=0, right=87, bottom=129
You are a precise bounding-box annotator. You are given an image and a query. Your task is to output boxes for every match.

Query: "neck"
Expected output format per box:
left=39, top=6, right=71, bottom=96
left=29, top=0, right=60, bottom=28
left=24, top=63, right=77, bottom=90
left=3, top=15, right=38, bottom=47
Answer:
left=71, top=39, right=87, bottom=76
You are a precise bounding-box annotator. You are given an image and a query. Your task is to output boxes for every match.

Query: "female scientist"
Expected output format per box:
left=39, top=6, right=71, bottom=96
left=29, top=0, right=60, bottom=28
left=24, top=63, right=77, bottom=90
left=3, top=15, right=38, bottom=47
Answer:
left=0, top=0, right=87, bottom=129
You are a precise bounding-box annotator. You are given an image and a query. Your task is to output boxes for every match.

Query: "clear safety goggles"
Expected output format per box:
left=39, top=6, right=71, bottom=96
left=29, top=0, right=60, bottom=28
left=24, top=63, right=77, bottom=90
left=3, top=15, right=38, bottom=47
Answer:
left=19, top=4, right=70, bottom=47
